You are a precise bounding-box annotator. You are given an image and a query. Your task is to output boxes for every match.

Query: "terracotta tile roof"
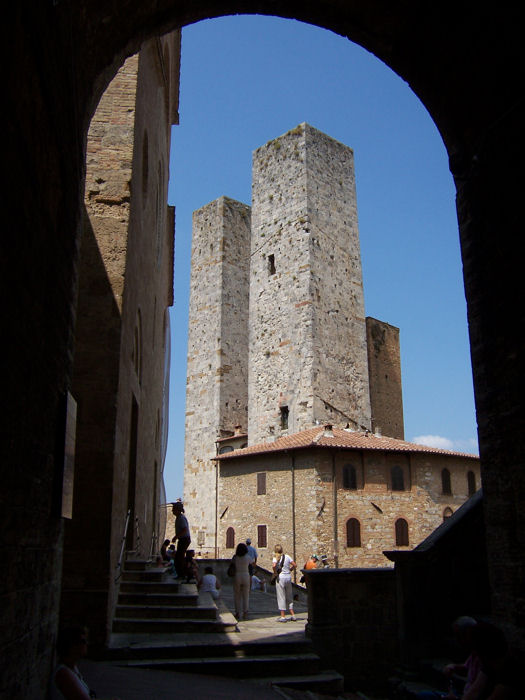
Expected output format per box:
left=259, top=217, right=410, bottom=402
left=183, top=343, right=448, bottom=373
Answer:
left=216, top=433, right=248, bottom=443
left=215, top=425, right=478, bottom=460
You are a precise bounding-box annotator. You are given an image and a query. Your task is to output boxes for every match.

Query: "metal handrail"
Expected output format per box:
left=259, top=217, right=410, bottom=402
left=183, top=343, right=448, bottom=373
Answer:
left=149, top=530, right=158, bottom=561
left=114, top=508, right=131, bottom=583
left=134, top=515, right=141, bottom=557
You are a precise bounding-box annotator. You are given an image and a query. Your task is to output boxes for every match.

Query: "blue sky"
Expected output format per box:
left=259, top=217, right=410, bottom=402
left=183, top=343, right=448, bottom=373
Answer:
left=164, top=15, right=478, bottom=502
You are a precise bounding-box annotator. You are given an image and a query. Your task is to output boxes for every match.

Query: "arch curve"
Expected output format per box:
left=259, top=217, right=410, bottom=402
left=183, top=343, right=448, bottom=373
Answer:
left=82, top=1, right=486, bottom=163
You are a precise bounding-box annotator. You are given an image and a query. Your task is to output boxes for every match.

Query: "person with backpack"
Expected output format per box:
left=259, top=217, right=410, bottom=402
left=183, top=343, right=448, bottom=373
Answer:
left=272, top=544, right=296, bottom=622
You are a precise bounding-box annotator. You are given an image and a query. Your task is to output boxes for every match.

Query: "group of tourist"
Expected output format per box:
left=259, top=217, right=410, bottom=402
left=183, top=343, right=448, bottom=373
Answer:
left=51, top=501, right=519, bottom=700
left=226, top=540, right=297, bottom=623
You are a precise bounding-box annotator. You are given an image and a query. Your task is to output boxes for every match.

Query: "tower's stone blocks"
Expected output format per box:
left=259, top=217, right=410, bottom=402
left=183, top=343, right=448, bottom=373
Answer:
left=366, top=317, right=405, bottom=439
left=184, top=197, right=250, bottom=552
left=248, top=124, right=371, bottom=444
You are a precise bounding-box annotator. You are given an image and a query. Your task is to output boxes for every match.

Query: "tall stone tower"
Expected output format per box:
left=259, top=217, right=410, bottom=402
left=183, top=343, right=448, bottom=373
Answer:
left=248, top=123, right=372, bottom=444
left=183, top=197, right=250, bottom=553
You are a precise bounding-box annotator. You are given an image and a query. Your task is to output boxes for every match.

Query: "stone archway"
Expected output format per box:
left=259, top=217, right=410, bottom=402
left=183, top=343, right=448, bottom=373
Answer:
left=3, top=2, right=524, bottom=696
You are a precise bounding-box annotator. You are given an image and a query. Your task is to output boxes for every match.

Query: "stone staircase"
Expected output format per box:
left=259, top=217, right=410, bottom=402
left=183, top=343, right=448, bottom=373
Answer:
left=108, top=560, right=344, bottom=695
left=112, top=560, right=237, bottom=634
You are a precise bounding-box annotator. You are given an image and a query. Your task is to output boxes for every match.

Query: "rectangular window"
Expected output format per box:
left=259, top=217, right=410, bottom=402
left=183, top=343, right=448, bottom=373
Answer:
left=268, top=254, right=276, bottom=275
left=257, top=524, right=267, bottom=548
left=257, top=472, right=266, bottom=495
left=280, top=405, right=289, bottom=430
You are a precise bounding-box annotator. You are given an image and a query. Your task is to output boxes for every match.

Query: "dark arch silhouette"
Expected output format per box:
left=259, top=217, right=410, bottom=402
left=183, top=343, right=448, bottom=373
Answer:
left=5, top=3, right=525, bottom=694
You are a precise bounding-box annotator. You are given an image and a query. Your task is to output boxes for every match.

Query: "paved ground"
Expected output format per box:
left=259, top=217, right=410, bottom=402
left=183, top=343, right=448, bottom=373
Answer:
left=78, top=582, right=311, bottom=699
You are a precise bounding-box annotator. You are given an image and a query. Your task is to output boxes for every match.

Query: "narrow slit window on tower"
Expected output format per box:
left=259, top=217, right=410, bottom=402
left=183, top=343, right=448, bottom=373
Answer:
left=268, top=254, right=276, bottom=275
left=280, top=405, right=289, bottom=430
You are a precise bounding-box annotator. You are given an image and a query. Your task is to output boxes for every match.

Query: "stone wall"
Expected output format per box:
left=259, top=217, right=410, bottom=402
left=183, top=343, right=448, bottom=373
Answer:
left=387, top=492, right=490, bottom=664
left=248, top=124, right=371, bottom=445
left=305, top=568, right=397, bottom=692
left=366, top=317, right=404, bottom=439
left=184, top=197, right=251, bottom=554
left=60, top=32, right=180, bottom=646
left=218, top=448, right=480, bottom=571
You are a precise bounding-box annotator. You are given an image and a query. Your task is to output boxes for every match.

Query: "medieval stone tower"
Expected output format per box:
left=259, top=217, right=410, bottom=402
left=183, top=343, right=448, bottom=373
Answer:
left=183, top=197, right=251, bottom=549
left=249, top=123, right=371, bottom=444
left=183, top=124, right=403, bottom=554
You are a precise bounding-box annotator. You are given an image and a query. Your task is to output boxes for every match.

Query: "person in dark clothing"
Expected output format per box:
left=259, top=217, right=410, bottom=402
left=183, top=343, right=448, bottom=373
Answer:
left=172, top=501, right=191, bottom=579
left=462, top=622, right=519, bottom=700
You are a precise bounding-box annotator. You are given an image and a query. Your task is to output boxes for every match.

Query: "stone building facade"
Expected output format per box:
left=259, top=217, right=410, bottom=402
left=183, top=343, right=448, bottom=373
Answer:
left=216, top=426, right=480, bottom=570
left=182, top=124, right=403, bottom=554
left=60, top=33, right=180, bottom=644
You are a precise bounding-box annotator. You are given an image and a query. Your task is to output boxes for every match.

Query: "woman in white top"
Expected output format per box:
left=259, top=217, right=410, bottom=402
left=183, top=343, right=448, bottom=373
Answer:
left=272, top=544, right=297, bottom=622
left=231, top=542, right=252, bottom=620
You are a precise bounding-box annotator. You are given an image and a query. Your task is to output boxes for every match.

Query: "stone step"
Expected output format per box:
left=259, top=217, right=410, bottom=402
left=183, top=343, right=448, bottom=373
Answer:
left=114, top=652, right=321, bottom=679
left=117, top=591, right=198, bottom=606
left=123, top=559, right=149, bottom=571
left=121, top=570, right=165, bottom=582
left=251, top=669, right=344, bottom=694
left=106, top=637, right=315, bottom=661
left=111, top=617, right=238, bottom=634
left=115, top=603, right=217, bottom=620
left=119, top=580, right=182, bottom=594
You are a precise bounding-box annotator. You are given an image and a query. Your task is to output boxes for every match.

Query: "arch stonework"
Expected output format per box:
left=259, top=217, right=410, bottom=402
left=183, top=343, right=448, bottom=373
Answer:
left=3, top=1, right=525, bottom=695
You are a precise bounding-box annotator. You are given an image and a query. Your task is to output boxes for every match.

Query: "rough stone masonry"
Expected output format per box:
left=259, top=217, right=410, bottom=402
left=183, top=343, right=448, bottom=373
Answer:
left=183, top=124, right=404, bottom=554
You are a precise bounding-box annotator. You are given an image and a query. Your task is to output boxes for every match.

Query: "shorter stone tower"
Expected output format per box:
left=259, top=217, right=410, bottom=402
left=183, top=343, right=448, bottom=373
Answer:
left=366, top=317, right=404, bottom=439
left=183, top=197, right=250, bottom=553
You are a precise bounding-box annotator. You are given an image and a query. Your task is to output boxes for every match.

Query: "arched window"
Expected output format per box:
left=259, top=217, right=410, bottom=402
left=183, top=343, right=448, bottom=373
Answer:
left=395, top=518, right=409, bottom=546
left=443, top=507, right=453, bottom=521
left=219, top=445, right=234, bottom=454
left=391, top=465, right=405, bottom=491
left=441, top=468, right=452, bottom=495
left=343, top=464, right=357, bottom=490
left=467, top=470, right=476, bottom=496
left=226, top=527, right=235, bottom=549
left=346, top=518, right=361, bottom=547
